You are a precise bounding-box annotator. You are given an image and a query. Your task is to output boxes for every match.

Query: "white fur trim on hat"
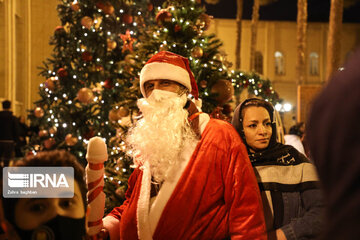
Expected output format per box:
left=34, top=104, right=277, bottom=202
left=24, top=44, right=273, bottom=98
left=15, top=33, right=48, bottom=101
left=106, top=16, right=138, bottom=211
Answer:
left=140, top=62, right=192, bottom=97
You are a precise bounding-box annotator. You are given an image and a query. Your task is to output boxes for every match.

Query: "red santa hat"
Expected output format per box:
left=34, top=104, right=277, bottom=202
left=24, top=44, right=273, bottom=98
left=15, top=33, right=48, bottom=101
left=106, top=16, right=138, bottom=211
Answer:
left=139, top=51, right=199, bottom=100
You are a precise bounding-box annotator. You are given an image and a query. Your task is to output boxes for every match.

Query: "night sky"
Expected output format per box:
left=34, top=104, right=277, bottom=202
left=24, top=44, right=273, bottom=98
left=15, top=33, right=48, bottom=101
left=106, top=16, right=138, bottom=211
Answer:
left=152, top=0, right=360, bottom=23
left=204, top=0, right=360, bottom=23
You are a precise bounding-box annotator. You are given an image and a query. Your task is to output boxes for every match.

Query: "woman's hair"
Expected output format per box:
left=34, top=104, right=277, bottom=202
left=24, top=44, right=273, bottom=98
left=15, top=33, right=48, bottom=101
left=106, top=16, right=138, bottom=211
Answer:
left=2, top=150, right=87, bottom=223
left=240, top=98, right=275, bottom=122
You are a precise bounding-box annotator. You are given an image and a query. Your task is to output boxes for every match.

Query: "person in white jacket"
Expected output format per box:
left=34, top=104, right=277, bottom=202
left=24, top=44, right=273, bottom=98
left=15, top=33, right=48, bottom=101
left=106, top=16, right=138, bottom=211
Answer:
left=284, top=122, right=306, bottom=156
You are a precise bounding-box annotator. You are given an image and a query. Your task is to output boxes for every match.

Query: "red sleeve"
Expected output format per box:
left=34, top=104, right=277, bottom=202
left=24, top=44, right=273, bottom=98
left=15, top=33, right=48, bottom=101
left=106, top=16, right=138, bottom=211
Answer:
left=107, top=168, right=141, bottom=220
left=224, top=131, right=267, bottom=239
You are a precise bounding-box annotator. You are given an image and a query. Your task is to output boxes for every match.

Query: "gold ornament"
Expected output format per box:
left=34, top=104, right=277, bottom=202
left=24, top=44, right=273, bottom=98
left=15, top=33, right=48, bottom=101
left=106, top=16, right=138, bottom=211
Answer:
left=34, top=107, right=44, bottom=118
left=38, top=130, right=48, bottom=137
left=49, top=126, right=57, bottom=134
left=108, top=109, right=119, bottom=122
left=64, top=22, right=71, bottom=33
left=45, top=77, right=56, bottom=90
left=65, top=134, right=78, bottom=146
left=94, top=17, right=102, bottom=29
left=213, top=53, right=223, bottom=62
left=107, top=39, right=117, bottom=51
left=124, top=54, right=135, bottom=64
left=77, top=88, right=94, bottom=104
left=81, top=16, right=93, bottom=29
left=191, top=46, right=203, bottom=58
left=118, top=106, right=129, bottom=118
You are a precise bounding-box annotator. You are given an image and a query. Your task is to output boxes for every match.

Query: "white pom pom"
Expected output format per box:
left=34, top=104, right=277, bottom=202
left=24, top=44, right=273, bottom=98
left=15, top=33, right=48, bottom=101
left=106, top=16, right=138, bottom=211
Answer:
left=86, top=137, right=108, bottom=163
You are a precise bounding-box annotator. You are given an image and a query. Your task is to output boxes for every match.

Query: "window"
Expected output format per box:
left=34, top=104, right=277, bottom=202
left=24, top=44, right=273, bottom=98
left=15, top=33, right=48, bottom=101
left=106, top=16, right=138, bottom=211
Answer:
left=309, top=52, right=319, bottom=76
left=254, top=51, right=263, bottom=74
left=275, top=51, right=285, bottom=75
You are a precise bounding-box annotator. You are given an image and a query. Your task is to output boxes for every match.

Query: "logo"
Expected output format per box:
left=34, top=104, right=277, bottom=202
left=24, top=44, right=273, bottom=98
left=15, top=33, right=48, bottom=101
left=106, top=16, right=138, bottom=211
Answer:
left=3, top=167, right=74, bottom=198
left=8, top=172, right=69, bottom=188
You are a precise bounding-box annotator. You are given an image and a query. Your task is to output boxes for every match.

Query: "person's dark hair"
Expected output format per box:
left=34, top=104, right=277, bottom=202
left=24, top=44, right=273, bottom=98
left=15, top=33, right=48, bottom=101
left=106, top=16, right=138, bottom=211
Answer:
left=2, top=100, right=11, bottom=109
left=289, top=122, right=305, bottom=137
left=2, top=150, right=87, bottom=224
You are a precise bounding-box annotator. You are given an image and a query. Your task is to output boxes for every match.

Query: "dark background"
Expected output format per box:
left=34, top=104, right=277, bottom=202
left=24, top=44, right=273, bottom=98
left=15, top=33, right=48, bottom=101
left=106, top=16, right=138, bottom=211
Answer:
left=153, top=0, right=360, bottom=23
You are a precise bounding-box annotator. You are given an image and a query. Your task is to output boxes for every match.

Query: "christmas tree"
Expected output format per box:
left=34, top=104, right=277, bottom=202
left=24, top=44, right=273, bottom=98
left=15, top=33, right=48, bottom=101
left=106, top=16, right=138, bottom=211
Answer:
left=134, top=0, right=281, bottom=117
left=27, top=0, right=154, bottom=212
left=27, top=0, right=281, bottom=213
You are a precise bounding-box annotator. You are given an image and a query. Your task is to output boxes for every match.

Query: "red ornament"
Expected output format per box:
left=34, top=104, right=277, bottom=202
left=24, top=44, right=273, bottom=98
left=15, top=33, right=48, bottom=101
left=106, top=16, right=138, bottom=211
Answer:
left=103, top=2, right=114, bottom=15
left=198, top=13, right=213, bottom=30
left=119, top=30, right=135, bottom=53
left=81, top=51, right=93, bottom=62
left=200, top=80, right=207, bottom=88
left=147, top=3, right=154, bottom=11
left=210, top=80, right=235, bottom=105
left=57, top=68, right=68, bottom=78
left=70, top=2, right=80, bottom=11
left=83, top=129, right=95, bottom=140
left=54, top=26, right=66, bottom=36
left=265, top=88, right=272, bottom=96
left=243, top=80, right=249, bottom=88
left=155, top=9, right=172, bottom=26
left=96, top=2, right=105, bottom=10
left=122, top=14, right=133, bottom=24
left=44, top=138, right=56, bottom=149
left=174, top=24, right=181, bottom=32
left=103, top=79, right=113, bottom=89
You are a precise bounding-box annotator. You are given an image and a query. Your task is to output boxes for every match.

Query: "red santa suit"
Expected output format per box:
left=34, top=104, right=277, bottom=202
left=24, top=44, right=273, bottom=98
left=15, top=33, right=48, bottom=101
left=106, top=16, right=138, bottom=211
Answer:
left=104, top=114, right=267, bottom=240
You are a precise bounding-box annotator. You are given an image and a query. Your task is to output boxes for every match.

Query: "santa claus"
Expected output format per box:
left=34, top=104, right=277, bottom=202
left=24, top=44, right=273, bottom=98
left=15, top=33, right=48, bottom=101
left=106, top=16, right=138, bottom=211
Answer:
left=102, top=51, right=266, bottom=239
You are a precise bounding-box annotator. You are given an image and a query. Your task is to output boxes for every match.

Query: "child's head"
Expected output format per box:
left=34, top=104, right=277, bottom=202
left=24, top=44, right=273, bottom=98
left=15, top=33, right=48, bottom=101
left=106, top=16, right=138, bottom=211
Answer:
left=2, top=150, right=87, bottom=239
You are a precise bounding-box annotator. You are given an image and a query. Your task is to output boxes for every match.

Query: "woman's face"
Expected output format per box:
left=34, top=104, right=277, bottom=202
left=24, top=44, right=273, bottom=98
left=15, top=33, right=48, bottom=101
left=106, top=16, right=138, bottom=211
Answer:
left=14, top=181, right=85, bottom=230
left=242, top=106, right=273, bottom=152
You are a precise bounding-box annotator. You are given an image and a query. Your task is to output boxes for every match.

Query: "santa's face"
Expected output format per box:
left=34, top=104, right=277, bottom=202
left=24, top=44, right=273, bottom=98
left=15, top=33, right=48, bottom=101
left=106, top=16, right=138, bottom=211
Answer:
left=144, top=79, right=184, bottom=97
left=126, top=89, right=196, bottom=183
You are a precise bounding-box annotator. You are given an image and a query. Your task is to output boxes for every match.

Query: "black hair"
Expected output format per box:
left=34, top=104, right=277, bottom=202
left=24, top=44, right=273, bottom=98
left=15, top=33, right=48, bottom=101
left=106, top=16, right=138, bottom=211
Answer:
left=2, top=100, right=11, bottom=109
left=289, top=122, right=305, bottom=137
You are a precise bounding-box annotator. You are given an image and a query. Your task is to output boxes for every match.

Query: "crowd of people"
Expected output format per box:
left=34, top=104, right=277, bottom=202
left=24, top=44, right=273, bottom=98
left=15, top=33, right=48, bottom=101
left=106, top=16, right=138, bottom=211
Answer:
left=1, top=49, right=359, bottom=239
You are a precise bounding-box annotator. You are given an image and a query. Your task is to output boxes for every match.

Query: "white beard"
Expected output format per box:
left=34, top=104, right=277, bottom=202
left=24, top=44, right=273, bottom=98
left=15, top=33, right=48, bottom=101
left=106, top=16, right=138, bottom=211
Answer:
left=126, top=90, right=197, bottom=183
